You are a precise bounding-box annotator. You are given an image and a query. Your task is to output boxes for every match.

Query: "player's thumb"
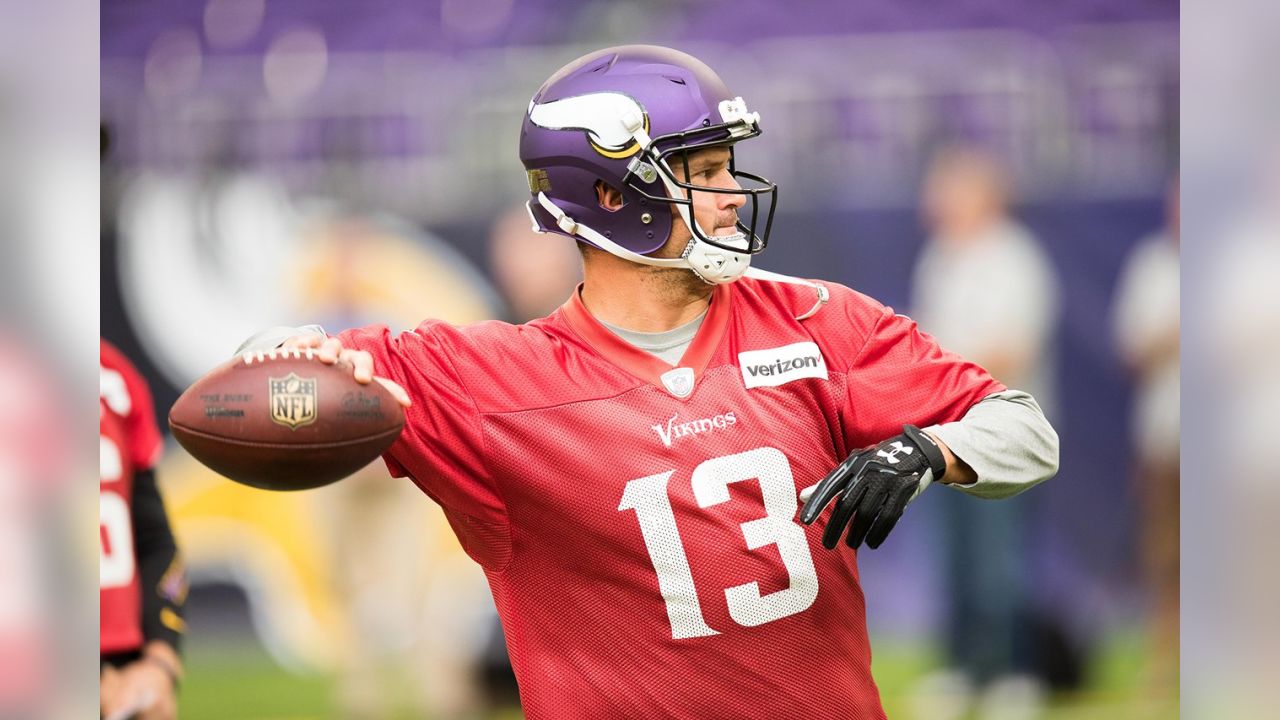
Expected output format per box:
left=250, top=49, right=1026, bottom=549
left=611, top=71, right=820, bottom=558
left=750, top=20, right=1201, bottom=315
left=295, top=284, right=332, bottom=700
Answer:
left=373, top=376, right=412, bottom=408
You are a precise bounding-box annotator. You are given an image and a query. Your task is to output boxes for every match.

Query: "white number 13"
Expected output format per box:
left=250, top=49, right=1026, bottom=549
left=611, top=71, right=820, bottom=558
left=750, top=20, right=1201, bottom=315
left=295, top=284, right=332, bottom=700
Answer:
left=618, top=446, right=819, bottom=639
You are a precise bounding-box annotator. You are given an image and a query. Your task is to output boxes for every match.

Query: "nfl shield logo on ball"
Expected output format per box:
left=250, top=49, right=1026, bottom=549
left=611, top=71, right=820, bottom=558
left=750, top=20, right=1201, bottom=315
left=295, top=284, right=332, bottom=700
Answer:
left=269, top=373, right=317, bottom=430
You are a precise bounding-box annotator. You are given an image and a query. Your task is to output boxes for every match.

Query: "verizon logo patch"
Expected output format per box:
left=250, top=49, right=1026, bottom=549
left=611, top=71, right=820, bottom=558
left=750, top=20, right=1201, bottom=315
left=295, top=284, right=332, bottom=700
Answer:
left=738, top=342, right=828, bottom=389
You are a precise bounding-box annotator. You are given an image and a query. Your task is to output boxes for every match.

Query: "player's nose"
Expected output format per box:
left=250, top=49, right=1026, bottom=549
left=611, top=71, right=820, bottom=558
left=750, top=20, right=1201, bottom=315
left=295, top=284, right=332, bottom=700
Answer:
left=717, top=178, right=746, bottom=211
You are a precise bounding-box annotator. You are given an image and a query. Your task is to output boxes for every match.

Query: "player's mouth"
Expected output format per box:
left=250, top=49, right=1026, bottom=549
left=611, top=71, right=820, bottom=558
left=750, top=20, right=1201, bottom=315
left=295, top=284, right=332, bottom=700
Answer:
left=711, top=215, right=741, bottom=237
left=706, top=228, right=750, bottom=252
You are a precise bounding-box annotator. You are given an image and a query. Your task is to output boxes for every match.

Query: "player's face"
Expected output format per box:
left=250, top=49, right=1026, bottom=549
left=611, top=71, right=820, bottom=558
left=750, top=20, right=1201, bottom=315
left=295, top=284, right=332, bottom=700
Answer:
left=652, top=146, right=745, bottom=259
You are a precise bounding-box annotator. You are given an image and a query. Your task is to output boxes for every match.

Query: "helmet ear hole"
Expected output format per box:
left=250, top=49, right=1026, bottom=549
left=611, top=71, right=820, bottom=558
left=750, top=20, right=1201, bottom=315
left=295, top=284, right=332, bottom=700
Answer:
left=593, top=180, right=626, bottom=212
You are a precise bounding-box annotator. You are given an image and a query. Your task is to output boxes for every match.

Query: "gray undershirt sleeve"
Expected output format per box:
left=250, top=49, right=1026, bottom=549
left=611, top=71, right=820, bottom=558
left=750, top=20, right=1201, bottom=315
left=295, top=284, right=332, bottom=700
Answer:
left=235, top=325, right=328, bottom=355
left=923, top=389, right=1060, bottom=499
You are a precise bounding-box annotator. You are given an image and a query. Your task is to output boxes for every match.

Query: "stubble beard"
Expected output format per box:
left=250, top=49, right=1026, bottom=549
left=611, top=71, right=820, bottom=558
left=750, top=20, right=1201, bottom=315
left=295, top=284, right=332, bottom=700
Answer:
left=642, top=262, right=711, bottom=302
left=643, top=234, right=714, bottom=301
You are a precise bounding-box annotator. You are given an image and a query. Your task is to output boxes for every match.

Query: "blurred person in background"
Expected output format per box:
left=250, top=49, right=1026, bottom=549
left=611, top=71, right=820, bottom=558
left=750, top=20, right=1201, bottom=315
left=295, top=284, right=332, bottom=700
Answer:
left=100, top=339, right=186, bottom=720
left=0, top=334, right=67, bottom=718
left=1200, top=151, right=1280, bottom=713
left=488, top=204, right=583, bottom=324
left=249, top=46, right=1059, bottom=718
left=909, top=145, right=1061, bottom=720
left=1111, top=175, right=1179, bottom=694
left=298, top=212, right=501, bottom=719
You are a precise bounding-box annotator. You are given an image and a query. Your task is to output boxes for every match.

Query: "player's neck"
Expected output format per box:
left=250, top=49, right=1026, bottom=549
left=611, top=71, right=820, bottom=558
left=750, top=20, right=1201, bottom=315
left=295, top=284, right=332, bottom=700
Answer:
left=580, top=263, right=712, bottom=333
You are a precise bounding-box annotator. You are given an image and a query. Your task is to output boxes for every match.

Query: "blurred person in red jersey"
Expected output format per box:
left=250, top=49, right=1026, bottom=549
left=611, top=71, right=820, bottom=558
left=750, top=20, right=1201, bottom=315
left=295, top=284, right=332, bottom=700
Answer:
left=909, top=145, right=1063, bottom=720
left=1112, top=175, right=1179, bottom=692
left=100, top=339, right=186, bottom=720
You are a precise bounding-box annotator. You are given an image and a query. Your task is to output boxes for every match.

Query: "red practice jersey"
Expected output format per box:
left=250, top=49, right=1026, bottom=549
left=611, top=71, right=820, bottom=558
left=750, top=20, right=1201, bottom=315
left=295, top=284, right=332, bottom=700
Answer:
left=339, top=277, right=1003, bottom=719
left=100, top=340, right=163, bottom=655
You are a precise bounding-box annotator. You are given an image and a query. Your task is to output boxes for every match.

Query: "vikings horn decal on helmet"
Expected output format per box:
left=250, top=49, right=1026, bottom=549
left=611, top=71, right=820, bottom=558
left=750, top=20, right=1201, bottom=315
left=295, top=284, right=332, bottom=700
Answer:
left=519, top=45, right=779, bottom=284
left=527, top=93, right=651, bottom=159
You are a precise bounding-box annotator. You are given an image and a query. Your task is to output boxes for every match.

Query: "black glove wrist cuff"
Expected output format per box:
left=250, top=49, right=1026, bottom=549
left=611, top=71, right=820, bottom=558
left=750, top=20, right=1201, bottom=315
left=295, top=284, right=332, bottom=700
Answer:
left=902, top=424, right=948, bottom=481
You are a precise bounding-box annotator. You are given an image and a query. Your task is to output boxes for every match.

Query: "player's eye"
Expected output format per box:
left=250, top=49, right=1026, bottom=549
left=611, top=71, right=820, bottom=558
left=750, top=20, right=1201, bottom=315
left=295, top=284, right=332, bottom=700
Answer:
left=692, top=165, right=724, bottom=181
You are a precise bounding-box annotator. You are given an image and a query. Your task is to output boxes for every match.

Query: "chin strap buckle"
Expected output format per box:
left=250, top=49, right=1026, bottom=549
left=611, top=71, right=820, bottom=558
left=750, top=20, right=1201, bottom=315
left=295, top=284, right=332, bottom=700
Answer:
left=621, top=109, right=645, bottom=134
left=537, top=192, right=578, bottom=234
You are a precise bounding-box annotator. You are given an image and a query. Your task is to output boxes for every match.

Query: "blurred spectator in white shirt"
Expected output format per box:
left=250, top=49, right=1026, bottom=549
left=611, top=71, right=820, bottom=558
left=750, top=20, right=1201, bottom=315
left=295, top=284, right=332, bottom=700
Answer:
left=1113, top=177, right=1179, bottom=690
left=910, top=145, right=1061, bottom=720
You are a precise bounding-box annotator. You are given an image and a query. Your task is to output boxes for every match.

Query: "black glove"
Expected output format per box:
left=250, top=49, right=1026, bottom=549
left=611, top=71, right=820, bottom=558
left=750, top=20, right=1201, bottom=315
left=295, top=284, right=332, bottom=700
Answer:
left=799, top=425, right=948, bottom=550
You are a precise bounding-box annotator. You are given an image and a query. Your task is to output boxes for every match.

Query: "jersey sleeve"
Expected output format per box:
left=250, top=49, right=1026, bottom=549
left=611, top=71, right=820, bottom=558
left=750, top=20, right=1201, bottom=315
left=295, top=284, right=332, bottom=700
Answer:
left=335, top=324, right=507, bottom=532
left=102, top=342, right=164, bottom=472
left=837, top=296, right=1006, bottom=449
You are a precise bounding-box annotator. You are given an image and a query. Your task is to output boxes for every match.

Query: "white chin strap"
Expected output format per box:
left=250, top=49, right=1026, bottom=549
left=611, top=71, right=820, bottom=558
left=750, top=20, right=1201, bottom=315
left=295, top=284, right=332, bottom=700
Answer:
left=533, top=192, right=829, bottom=319
left=534, top=191, right=747, bottom=284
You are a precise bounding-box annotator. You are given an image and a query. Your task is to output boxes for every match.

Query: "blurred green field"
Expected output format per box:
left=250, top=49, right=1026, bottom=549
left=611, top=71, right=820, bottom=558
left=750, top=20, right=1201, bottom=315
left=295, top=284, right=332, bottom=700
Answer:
left=179, top=632, right=1176, bottom=719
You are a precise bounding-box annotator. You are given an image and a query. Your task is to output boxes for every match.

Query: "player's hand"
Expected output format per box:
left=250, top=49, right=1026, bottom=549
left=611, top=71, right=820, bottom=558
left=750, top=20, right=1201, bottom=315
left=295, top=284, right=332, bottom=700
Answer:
left=282, top=335, right=412, bottom=408
left=799, top=425, right=948, bottom=550
left=99, top=659, right=175, bottom=720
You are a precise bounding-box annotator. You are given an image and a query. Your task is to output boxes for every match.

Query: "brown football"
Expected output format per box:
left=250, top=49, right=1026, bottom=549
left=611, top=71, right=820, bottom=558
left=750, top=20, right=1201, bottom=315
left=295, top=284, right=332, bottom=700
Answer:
left=168, top=348, right=405, bottom=491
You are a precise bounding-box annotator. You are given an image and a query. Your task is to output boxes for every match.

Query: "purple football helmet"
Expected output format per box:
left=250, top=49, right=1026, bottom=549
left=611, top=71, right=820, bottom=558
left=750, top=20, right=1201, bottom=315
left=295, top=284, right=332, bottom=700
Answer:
left=519, top=45, right=777, bottom=284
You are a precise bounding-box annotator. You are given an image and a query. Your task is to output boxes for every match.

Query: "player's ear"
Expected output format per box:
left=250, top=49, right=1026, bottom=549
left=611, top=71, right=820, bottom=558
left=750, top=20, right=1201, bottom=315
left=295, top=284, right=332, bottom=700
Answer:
left=594, top=180, right=625, bottom=212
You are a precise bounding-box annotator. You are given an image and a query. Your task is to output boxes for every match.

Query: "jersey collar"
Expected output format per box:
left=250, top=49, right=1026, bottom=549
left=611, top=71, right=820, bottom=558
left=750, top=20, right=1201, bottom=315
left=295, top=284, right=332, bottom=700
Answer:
left=560, top=282, right=733, bottom=397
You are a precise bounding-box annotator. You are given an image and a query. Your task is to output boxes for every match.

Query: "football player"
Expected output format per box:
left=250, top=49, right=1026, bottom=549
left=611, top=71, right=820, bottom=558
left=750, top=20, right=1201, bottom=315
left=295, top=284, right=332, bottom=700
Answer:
left=243, top=45, right=1059, bottom=718
left=100, top=340, right=186, bottom=720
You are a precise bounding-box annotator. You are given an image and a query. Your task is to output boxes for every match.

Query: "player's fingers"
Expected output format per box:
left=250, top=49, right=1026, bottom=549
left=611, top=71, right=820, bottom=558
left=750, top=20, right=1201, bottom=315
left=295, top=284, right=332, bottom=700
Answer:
left=800, top=452, right=866, bottom=524
left=373, top=376, right=412, bottom=408
left=798, top=483, right=817, bottom=504
left=282, top=334, right=324, bottom=351
left=865, top=483, right=916, bottom=549
left=863, top=509, right=902, bottom=550
left=104, top=698, right=152, bottom=720
left=844, top=481, right=889, bottom=549
left=342, top=350, right=375, bottom=383
left=799, top=471, right=845, bottom=524
left=135, top=687, right=170, bottom=720
left=314, top=337, right=343, bottom=363
left=101, top=684, right=148, bottom=720
left=823, top=477, right=869, bottom=549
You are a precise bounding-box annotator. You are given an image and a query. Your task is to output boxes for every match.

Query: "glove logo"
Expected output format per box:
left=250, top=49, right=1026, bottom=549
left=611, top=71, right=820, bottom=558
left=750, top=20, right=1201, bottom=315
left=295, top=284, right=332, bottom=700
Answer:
left=876, top=441, right=913, bottom=464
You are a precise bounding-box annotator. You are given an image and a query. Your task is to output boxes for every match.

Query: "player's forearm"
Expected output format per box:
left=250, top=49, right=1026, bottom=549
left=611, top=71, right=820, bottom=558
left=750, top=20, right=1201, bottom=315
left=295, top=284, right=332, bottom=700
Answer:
left=926, top=432, right=978, bottom=486
left=922, top=389, right=1059, bottom=499
left=131, top=469, right=187, bottom=653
